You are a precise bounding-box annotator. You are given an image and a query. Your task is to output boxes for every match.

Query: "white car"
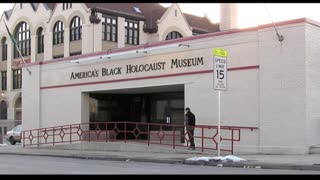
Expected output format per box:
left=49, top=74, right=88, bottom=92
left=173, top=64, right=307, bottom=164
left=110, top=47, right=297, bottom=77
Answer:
left=6, top=125, right=22, bottom=145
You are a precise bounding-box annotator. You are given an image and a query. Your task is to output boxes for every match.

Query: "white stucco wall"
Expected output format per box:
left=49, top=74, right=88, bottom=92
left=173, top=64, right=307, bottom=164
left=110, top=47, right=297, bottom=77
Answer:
left=23, top=26, right=261, bottom=153
left=305, top=23, right=320, bottom=149
left=259, top=23, right=307, bottom=154
left=22, top=65, right=41, bottom=131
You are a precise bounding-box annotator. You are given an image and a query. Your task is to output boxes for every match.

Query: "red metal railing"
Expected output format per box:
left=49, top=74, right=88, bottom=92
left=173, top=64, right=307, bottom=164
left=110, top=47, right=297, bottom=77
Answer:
left=21, top=122, right=258, bottom=154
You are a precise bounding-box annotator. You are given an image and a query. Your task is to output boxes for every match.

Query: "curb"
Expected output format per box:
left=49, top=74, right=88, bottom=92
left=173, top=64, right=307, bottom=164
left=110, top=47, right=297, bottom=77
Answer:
left=0, top=152, right=184, bottom=164
left=1, top=151, right=320, bottom=171
left=183, top=160, right=320, bottom=171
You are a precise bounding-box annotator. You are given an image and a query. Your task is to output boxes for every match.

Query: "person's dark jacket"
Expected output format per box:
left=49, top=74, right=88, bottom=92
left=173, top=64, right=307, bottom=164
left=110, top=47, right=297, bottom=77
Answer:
left=186, top=111, right=196, bottom=126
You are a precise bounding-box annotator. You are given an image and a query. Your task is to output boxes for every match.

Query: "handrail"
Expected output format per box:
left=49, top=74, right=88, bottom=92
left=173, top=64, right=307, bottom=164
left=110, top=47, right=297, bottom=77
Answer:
left=22, top=122, right=258, bottom=132
left=21, top=121, right=258, bottom=154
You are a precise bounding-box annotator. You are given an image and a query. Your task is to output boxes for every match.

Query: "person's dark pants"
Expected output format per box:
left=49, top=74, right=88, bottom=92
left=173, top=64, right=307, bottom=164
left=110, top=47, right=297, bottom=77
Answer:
left=187, top=126, right=195, bottom=148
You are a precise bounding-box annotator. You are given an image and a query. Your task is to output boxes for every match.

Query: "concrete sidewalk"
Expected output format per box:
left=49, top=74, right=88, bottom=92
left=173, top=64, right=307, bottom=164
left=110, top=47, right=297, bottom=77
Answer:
left=1, top=144, right=320, bottom=171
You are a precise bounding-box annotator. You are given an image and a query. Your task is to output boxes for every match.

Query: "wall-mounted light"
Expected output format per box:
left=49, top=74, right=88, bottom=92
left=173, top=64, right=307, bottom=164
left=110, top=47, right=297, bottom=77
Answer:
left=70, top=50, right=138, bottom=64
left=0, top=92, right=4, bottom=97
left=136, top=43, right=190, bottom=54
left=70, top=43, right=190, bottom=64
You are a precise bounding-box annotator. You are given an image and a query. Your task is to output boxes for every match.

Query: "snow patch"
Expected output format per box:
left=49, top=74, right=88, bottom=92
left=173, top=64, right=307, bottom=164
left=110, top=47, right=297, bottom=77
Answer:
left=186, top=155, right=246, bottom=162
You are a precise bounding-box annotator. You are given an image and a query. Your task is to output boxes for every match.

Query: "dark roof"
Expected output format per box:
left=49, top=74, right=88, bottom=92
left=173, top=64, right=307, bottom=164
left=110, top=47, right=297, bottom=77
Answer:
left=144, top=7, right=168, bottom=33
left=88, top=3, right=219, bottom=33
left=43, top=3, right=220, bottom=33
left=4, top=3, right=52, bottom=20
left=45, top=3, right=56, bottom=10
left=183, top=13, right=219, bottom=33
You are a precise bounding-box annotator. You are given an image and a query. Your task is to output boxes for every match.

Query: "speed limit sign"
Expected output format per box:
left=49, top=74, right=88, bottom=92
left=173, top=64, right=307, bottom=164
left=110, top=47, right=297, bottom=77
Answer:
left=213, top=48, right=228, bottom=91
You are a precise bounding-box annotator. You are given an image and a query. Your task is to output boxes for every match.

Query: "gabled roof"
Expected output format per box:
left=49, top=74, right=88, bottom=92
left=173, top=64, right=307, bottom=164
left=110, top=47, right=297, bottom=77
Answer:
left=90, top=3, right=219, bottom=33
left=87, top=3, right=165, bottom=17
left=3, top=3, right=49, bottom=20
left=45, top=3, right=220, bottom=34
left=183, top=13, right=219, bottom=33
left=3, top=3, right=219, bottom=33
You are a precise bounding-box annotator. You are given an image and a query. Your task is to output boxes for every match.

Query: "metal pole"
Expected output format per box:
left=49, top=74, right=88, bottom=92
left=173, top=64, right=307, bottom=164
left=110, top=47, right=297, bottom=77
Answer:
left=201, top=127, right=204, bottom=152
left=218, top=90, right=221, bottom=157
left=13, top=41, right=32, bottom=75
left=3, top=20, right=31, bottom=75
left=173, top=126, right=175, bottom=149
left=70, top=125, right=72, bottom=144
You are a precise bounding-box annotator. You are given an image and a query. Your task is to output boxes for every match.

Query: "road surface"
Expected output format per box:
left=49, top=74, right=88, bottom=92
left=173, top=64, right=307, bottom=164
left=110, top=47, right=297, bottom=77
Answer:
left=0, top=155, right=319, bottom=174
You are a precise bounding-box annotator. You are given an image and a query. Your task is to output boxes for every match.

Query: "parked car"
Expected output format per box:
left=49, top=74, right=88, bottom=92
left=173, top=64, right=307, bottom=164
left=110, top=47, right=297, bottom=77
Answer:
left=6, top=125, right=22, bottom=145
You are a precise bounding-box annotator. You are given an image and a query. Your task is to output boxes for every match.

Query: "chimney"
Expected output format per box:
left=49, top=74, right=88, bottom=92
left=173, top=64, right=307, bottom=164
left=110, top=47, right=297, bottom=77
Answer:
left=220, top=3, right=239, bottom=31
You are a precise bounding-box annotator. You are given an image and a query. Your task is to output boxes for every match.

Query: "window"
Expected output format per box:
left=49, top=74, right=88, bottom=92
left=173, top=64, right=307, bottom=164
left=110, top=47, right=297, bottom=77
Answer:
left=70, top=51, right=81, bottom=56
left=53, top=21, right=64, bottom=45
left=14, top=22, right=31, bottom=58
left=63, top=3, right=72, bottom=10
left=125, top=20, right=139, bottom=45
left=12, top=69, right=22, bottom=89
left=0, top=101, right=7, bottom=120
left=70, top=16, right=82, bottom=41
left=102, top=15, right=117, bottom=42
left=1, top=71, right=6, bottom=91
left=1, top=37, right=7, bottom=61
left=53, top=55, right=64, bottom=59
left=165, top=31, right=183, bottom=40
left=14, top=125, right=21, bottom=132
left=37, top=27, right=44, bottom=53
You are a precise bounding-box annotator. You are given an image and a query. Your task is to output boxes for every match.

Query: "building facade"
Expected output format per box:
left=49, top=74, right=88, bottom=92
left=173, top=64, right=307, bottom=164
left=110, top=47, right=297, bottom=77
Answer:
left=0, top=3, right=218, bottom=139
left=23, top=16, right=320, bottom=154
left=4, top=3, right=320, bottom=155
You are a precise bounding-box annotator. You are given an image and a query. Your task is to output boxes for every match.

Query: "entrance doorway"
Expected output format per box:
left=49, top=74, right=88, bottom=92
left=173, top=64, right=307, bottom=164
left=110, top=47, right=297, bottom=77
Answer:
left=88, top=84, right=185, bottom=140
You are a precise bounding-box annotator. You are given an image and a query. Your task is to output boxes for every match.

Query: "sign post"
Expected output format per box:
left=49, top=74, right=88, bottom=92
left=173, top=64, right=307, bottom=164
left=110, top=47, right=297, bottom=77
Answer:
left=213, top=48, right=228, bottom=157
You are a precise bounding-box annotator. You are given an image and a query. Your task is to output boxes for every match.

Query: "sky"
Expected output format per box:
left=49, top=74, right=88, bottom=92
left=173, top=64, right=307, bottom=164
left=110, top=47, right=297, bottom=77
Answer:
left=1, top=3, right=320, bottom=28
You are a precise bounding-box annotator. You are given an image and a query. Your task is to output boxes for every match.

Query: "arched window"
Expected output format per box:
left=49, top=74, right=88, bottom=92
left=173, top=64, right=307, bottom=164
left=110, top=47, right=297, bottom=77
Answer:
left=53, top=21, right=64, bottom=45
left=165, top=31, right=183, bottom=40
left=0, top=101, right=7, bottom=120
left=14, top=22, right=31, bottom=58
left=37, top=27, right=44, bottom=53
left=70, top=16, right=82, bottom=41
left=1, top=37, right=7, bottom=61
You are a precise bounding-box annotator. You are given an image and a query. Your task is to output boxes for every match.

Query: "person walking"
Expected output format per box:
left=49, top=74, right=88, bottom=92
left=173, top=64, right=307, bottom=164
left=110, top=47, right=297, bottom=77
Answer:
left=185, top=107, right=196, bottom=150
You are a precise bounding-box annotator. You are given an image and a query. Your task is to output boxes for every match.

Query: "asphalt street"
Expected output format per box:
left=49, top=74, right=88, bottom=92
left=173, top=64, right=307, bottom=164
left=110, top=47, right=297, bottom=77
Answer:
left=0, top=155, right=319, bottom=174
